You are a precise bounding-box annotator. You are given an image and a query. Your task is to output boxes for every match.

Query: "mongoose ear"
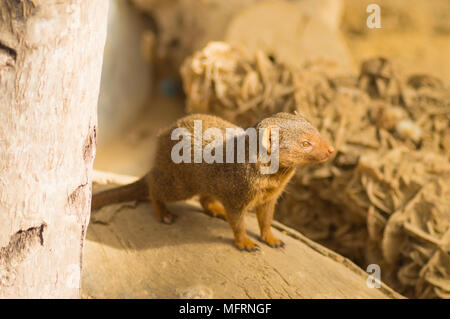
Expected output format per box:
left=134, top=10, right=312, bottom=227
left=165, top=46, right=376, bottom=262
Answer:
left=262, top=125, right=277, bottom=154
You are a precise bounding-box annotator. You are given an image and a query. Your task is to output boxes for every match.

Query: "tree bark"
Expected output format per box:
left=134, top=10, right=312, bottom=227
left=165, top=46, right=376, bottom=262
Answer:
left=0, top=0, right=109, bottom=298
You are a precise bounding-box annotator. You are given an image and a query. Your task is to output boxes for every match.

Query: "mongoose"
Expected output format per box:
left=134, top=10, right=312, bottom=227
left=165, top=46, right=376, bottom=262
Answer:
left=92, top=113, right=335, bottom=251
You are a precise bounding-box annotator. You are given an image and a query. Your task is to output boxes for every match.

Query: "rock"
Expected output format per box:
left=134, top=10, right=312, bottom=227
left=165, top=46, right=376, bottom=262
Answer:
left=224, top=0, right=354, bottom=75
left=97, top=0, right=153, bottom=146
left=131, top=0, right=354, bottom=76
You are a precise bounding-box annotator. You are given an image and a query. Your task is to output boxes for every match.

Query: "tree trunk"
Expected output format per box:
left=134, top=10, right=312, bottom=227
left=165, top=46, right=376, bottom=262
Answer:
left=0, top=0, right=109, bottom=298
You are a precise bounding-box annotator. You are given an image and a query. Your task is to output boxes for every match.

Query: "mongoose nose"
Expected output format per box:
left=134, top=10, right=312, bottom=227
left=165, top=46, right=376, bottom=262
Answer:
left=328, top=146, right=335, bottom=155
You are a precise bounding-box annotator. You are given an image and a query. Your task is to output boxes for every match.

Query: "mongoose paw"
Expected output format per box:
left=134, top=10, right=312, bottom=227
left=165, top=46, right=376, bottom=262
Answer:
left=235, top=237, right=259, bottom=252
left=262, top=234, right=285, bottom=248
left=204, top=202, right=227, bottom=220
left=160, top=213, right=176, bottom=225
left=204, top=209, right=227, bottom=221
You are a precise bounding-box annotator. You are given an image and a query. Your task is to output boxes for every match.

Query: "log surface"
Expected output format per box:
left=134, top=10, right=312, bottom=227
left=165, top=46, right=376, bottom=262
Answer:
left=83, top=178, right=401, bottom=299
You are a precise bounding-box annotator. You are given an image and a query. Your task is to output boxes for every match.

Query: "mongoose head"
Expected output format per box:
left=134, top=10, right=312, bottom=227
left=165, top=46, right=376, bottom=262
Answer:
left=256, top=112, right=335, bottom=167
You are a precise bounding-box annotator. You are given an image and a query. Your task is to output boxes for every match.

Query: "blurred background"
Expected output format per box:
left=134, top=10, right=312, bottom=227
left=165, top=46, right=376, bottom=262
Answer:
left=91, top=0, right=449, bottom=298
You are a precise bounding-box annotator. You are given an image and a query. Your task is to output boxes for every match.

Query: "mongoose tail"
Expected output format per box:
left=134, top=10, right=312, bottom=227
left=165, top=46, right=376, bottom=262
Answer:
left=91, top=176, right=149, bottom=210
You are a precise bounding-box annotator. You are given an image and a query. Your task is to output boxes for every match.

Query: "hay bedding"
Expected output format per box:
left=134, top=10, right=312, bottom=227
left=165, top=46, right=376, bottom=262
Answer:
left=180, top=42, right=450, bottom=298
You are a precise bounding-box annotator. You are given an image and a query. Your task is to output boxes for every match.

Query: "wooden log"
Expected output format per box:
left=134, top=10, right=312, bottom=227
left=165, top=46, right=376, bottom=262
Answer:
left=0, top=0, right=109, bottom=298
left=83, top=174, right=401, bottom=299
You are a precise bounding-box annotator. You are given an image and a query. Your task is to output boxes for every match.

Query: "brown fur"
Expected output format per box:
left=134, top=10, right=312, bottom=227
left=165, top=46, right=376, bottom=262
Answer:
left=92, top=113, right=334, bottom=251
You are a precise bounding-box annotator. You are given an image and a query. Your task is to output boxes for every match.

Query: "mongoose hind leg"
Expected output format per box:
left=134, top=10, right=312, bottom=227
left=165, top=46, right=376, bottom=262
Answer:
left=150, top=193, right=175, bottom=224
left=256, top=199, right=284, bottom=248
left=199, top=195, right=227, bottom=220
left=224, top=206, right=258, bottom=252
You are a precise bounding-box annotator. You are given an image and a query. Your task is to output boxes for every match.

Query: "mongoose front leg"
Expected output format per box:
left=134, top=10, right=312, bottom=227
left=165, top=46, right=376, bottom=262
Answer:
left=200, top=195, right=227, bottom=220
left=149, top=193, right=175, bottom=224
left=226, top=207, right=258, bottom=251
left=256, top=199, right=284, bottom=248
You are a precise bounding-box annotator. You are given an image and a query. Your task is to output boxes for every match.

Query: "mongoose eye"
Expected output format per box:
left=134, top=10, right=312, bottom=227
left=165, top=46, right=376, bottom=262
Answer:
left=300, top=141, right=311, bottom=148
